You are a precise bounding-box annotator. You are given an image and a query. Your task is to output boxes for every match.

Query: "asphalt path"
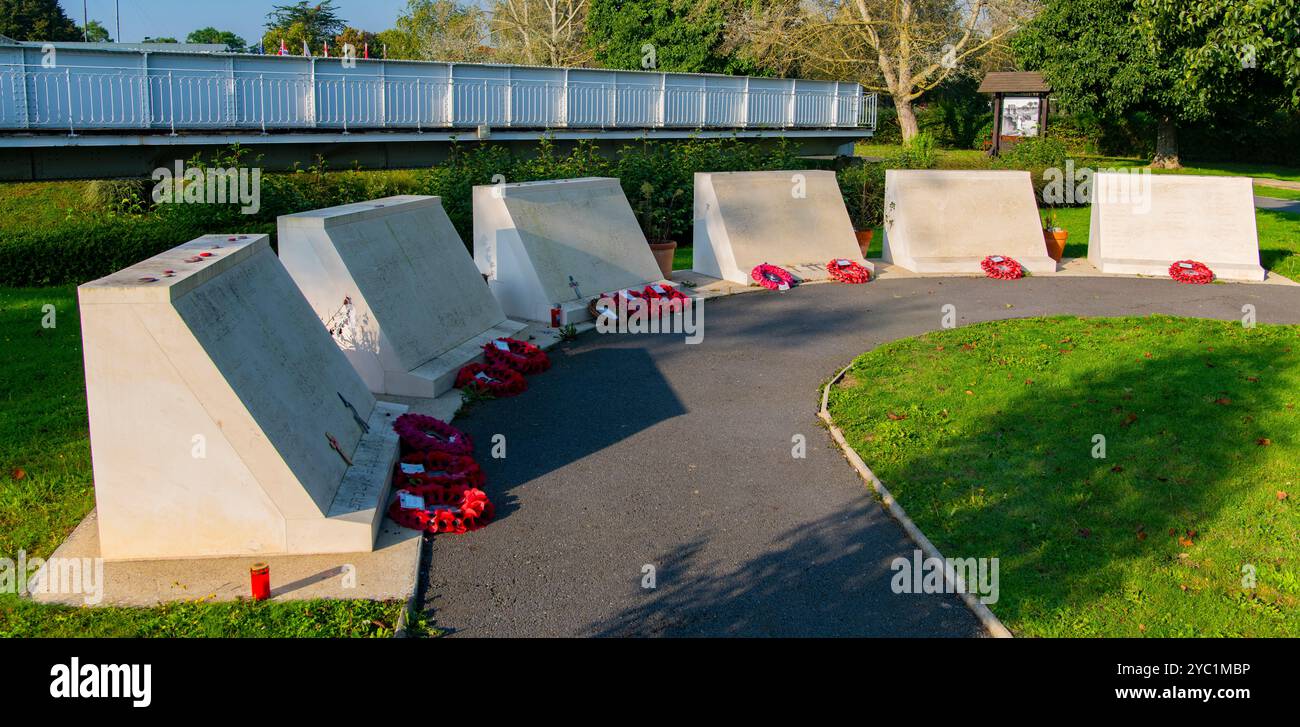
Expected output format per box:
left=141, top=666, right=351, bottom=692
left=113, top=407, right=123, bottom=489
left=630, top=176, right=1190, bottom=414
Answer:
left=420, top=275, right=1300, bottom=637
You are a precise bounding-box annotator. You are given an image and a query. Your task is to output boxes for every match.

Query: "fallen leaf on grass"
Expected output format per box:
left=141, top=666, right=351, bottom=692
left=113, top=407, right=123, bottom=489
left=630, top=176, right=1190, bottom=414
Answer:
left=1278, top=491, right=1290, bottom=501
left=10, top=468, right=24, bottom=481
left=886, top=412, right=908, bottom=421
left=1214, top=397, right=1232, bottom=406
left=1120, top=412, right=1138, bottom=427
left=1257, top=438, right=1272, bottom=446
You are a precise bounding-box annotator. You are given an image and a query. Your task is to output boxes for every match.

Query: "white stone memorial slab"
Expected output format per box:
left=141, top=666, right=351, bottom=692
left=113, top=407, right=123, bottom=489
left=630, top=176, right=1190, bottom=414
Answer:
left=78, top=235, right=406, bottom=561
left=1088, top=172, right=1264, bottom=281
left=473, top=177, right=669, bottom=322
left=279, top=196, right=525, bottom=398
left=693, top=170, right=872, bottom=284
left=881, top=169, right=1057, bottom=274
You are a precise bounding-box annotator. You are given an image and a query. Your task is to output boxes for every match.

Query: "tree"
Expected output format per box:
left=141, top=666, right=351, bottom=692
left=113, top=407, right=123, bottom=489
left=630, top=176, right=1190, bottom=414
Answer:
left=587, top=0, right=750, bottom=74
left=186, top=27, right=248, bottom=52
left=0, top=0, right=80, bottom=40
left=1014, top=0, right=1297, bottom=168
left=262, top=1, right=346, bottom=54
left=144, top=37, right=178, bottom=43
left=334, top=26, right=379, bottom=55
left=382, top=0, right=488, bottom=61
left=489, top=0, right=592, bottom=67
left=730, top=0, right=1034, bottom=142
left=78, top=19, right=111, bottom=42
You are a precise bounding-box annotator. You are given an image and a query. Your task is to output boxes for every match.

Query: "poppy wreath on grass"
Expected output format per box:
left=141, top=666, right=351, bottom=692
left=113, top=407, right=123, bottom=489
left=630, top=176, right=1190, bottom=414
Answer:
left=642, top=283, right=691, bottom=313
left=980, top=255, right=1024, bottom=280
left=387, top=485, right=494, bottom=535
left=392, top=413, right=473, bottom=455
left=826, top=258, right=872, bottom=284
left=1169, top=260, right=1214, bottom=285
left=483, top=337, right=550, bottom=375
left=752, top=263, right=795, bottom=290
left=396, top=450, right=485, bottom=492
left=455, top=362, right=527, bottom=397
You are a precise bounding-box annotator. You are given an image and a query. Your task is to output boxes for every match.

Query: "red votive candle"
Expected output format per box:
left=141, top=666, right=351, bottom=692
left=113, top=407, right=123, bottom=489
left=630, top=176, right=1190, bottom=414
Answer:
left=250, top=563, right=270, bottom=601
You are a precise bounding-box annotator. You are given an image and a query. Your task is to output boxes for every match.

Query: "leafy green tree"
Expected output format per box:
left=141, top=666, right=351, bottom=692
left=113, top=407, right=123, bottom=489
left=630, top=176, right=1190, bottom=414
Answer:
left=1015, top=0, right=1298, bottom=168
left=380, top=0, right=487, bottom=61
left=0, top=0, right=80, bottom=41
left=587, top=0, right=752, bottom=74
left=78, top=19, right=112, bottom=42
left=261, top=1, right=346, bottom=54
left=186, top=27, right=247, bottom=52
left=144, top=36, right=178, bottom=43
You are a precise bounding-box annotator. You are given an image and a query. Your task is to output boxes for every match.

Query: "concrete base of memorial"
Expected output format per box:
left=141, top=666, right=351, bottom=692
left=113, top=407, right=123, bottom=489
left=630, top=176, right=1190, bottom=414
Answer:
left=881, top=169, right=1057, bottom=275
left=1088, top=173, right=1266, bottom=281
left=473, top=177, right=670, bottom=323
left=25, top=510, right=421, bottom=607
left=279, top=196, right=528, bottom=398
left=693, top=170, right=872, bottom=284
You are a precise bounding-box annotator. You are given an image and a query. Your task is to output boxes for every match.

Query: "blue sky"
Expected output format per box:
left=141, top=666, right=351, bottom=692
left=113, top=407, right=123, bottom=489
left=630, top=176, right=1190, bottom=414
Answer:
left=58, top=0, right=478, bottom=45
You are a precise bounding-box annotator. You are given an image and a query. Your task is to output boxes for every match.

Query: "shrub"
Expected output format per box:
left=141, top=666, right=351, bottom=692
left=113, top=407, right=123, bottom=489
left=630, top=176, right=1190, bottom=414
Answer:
left=83, top=179, right=151, bottom=215
left=994, top=136, right=1069, bottom=170
left=886, top=132, right=939, bottom=169
left=838, top=163, right=886, bottom=230
left=2, top=138, right=837, bottom=287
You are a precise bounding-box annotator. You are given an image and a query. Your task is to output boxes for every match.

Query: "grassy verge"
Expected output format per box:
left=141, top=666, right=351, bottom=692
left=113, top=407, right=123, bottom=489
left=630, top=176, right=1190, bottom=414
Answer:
left=1256, top=186, right=1300, bottom=202
left=0, top=286, right=423, bottom=637
left=827, top=316, right=1300, bottom=637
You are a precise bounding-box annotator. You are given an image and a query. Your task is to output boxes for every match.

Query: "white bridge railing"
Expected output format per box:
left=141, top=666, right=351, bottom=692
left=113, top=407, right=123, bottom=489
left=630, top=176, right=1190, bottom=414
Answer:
left=0, top=54, right=876, bottom=135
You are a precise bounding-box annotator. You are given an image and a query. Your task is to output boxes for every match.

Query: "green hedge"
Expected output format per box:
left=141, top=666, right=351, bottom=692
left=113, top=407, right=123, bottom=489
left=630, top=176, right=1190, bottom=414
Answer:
left=0, top=138, right=831, bottom=287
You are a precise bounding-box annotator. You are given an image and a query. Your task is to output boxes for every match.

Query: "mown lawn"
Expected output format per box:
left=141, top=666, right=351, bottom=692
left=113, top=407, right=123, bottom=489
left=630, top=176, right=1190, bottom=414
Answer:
left=828, top=316, right=1300, bottom=637
left=0, top=286, right=419, bottom=637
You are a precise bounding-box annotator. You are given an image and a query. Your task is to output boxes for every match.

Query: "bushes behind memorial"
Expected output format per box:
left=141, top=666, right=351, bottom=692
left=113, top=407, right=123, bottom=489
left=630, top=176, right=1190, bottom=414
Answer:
left=0, top=138, right=825, bottom=286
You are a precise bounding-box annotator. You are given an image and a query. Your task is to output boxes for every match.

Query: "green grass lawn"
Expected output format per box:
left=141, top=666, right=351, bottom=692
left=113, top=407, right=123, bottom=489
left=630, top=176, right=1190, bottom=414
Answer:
left=828, top=316, right=1300, bottom=637
left=0, top=286, right=419, bottom=637
left=1256, top=185, right=1300, bottom=201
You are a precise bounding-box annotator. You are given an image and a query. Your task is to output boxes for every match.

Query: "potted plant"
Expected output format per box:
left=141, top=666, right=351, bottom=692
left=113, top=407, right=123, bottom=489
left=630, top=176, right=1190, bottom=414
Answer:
left=633, top=182, right=684, bottom=279
left=844, top=167, right=880, bottom=258
left=1042, top=206, right=1068, bottom=262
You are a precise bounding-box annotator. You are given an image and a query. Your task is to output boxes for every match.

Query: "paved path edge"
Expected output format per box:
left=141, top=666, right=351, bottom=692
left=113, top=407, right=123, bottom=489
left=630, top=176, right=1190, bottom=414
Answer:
left=819, top=363, right=1014, bottom=639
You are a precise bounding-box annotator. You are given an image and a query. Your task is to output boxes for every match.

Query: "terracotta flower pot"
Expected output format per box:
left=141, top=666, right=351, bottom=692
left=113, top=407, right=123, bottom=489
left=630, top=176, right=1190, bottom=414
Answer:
left=854, top=229, right=875, bottom=258
left=649, top=241, right=677, bottom=280
left=1043, top=230, right=1068, bottom=262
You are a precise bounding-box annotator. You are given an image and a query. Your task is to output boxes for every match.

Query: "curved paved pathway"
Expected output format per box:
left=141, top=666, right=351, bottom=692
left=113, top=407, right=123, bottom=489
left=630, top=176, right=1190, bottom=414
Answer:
left=421, top=276, right=1300, bottom=637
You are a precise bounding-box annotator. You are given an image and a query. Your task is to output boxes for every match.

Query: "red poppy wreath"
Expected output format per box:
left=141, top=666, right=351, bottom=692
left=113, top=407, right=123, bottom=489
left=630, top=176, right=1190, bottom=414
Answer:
left=826, top=258, right=872, bottom=284
left=388, top=485, right=494, bottom=534
left=1169, top=260, right=1214, bottom=284
left=483, top=337, right=550, bottom=375
left=980, top=255, right=1024, bottom=280
left=396, top=450, right=485, bottom=492
left=392, top=413, right=473, bottom=455
left=641, top=283, right=691, bottom=312
left=455, top=362, right=527, bottom=397
left=752, top=263, right=795, bottom=290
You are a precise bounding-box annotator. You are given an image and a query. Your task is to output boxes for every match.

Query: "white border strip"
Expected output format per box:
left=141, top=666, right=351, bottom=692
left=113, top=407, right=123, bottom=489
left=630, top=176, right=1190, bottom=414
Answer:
left=819, top=364, right=1013, bottom=638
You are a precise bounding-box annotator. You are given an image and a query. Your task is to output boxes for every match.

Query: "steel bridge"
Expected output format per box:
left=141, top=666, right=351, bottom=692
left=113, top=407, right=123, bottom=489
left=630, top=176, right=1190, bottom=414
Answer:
left=0, top=41, right=875, bottom=180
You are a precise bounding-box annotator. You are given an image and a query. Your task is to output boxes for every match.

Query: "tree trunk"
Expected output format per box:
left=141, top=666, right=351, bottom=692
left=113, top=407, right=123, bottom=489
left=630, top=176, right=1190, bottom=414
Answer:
left=1151, top=116, right=1181, bottom=169
left=895, top=96, right=919, bottom=143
